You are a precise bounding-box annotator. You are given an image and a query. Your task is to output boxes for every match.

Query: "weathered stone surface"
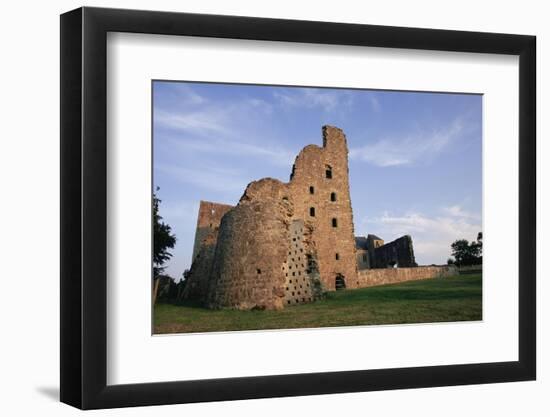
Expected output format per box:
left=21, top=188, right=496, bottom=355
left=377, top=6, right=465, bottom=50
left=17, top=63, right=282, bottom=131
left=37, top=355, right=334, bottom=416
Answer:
left=181, top=231, right=218, bottom=302
left=355, top=234, right=417, bottom=269
left=239, top=177, right=290, bottom=203
left=283, top=219, right=325, bottom=306
left=192, top=200, right=233, bottom=262
left=357, top=265, right=458, bottom=287
left=356, top=249, right=369, bottom=270
left=372, top=235, right=417, bottom=268
left=286, top=126, right=358, bottom=290
left=183, top=126, right=360, bottom=309
left=457, top=264, right=483, bottom=274
left=206, top=180, right=293, bottom=310
left=365, top=234, right=384, bottom=267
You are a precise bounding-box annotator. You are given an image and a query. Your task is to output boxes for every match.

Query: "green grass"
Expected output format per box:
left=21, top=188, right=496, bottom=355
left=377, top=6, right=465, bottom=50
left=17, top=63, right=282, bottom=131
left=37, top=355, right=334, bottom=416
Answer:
left=154, top=273, right=482, bottom=334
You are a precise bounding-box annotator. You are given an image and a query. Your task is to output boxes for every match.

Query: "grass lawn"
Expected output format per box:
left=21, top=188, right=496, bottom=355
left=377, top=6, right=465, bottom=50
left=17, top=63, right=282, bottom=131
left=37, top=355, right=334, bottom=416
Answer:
left=154, top=273, right=482, bottom=334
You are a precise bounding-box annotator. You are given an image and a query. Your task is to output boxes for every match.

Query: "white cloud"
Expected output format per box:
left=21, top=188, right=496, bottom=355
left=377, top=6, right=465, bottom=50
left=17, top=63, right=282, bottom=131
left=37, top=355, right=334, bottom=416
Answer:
left=212, top=140, right=294, bottom=166
left=349, top=118, right=464, bottom=167
left=168, top=83, right=208, bottom=105
left=155, top=86, right=297, bottom=167
left=158, top=200, right=201, bottom=222
left=158, top=132, right=296, bottom=168
left=154, top=109, right=231, bottom=136
left=246, top=98, right=273, bottom=114
left=368, top=94, right=381, bottom=112
left=156, top=163, right=250, bottom=194
left=273, top=88, right=353, bottom=112
left=443, top=205, right=480, bottom=220
left=360, top=205, right=481, bottom=265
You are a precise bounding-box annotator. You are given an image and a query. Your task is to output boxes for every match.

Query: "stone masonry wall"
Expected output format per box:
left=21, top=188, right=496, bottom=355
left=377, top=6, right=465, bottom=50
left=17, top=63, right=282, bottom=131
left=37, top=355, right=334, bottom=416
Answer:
left=287, top=126, right=358, bottom=290
left=356, top=248, right=370, bottom=270
left=283, top=219, right=324, bottom=306
left=181, top=231, right=218, bottom=302
left=187, top=126, right=360, bottom=309
left=206, top=179, right=293, bottom=310
left=366, top=235, right=384, bottom=267
left=372, top=235, right=416, bottom=268
left=357, top=265, right=458, bottom=288
left=191, top=200, right=233, bottom=262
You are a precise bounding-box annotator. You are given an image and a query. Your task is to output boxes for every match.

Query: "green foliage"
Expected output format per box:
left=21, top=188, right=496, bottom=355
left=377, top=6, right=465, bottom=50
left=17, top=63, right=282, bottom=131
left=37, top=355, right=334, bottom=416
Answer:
left=449, top=232, right=482, bottom=267
left=154, top=274, right=482, bottom=333
left=153, top=188, right=176, bottom=277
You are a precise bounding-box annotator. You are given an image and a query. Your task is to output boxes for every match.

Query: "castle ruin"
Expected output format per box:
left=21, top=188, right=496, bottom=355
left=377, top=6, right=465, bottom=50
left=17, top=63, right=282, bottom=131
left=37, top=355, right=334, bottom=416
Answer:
left=355, top=234, right=417, bottom=269
left=182, top=126, right=422, bottom=310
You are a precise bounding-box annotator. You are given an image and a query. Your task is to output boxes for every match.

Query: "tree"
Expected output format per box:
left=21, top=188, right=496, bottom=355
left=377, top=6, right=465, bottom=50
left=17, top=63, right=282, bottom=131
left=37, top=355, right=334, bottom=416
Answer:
left=476, top=232, right=483, bottom=251
left=449, top=232, right=482, bottom=267
left=475, top=231, right=483, bottom=264
left=153, top=188, right=176, bottom=277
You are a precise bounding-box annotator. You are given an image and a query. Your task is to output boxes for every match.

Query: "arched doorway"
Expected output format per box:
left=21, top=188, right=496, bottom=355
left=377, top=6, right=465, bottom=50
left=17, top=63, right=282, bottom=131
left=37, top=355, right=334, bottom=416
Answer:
left=335, top=274, right=346, bottom=290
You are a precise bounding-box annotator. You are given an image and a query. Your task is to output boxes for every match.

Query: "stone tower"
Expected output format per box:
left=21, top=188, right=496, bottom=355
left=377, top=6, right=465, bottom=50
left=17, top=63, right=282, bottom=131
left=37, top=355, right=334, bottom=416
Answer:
left=287, top=126, right=358, bottom=290
left=206, top=181, right=292, bottom=310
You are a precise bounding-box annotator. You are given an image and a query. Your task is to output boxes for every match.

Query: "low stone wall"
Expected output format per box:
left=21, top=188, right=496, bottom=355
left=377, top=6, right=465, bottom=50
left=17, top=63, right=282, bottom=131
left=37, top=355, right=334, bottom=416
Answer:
left=457, top=265, right=483, bottom=274
left=356, top=265, right=458, bottom=288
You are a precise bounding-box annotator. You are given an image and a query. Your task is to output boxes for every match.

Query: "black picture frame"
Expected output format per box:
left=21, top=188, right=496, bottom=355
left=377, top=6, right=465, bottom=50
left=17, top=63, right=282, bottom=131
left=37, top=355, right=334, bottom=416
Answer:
left=60, top=6, right=536, bottom=410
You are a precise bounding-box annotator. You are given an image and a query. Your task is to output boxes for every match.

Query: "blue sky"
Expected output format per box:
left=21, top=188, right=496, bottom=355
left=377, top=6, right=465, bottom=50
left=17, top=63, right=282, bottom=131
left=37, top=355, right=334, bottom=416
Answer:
left=153, top=81, right=482, bottom=280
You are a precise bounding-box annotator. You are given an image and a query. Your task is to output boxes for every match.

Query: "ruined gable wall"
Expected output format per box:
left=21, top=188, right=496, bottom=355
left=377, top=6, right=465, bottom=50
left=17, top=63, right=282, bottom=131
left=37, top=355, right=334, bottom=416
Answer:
left=372, top=235, right=417, bottom=268
left=366, top=236, right=384, bottom=268
left=192, top=200, right=234, bottom=262
left=206, top=179, right=292, bottom=310
left=287, top=126, right=358, bottom=290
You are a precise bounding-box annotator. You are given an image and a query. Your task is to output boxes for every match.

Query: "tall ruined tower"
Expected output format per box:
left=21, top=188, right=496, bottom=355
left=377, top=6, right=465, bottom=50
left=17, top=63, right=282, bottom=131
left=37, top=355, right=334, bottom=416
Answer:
left=287, top=126, right=358, bottom=290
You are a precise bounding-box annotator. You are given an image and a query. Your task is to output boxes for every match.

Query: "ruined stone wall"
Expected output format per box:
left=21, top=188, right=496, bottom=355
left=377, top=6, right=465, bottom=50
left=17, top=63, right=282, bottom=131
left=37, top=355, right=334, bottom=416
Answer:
left=366, top=235, right=384, bottom=268
left=283, top=220, right=324, bottom=306
left=181, top=232, right=218, bottom=302
left=191, top=200, right=233, bottom=262
left=287, top=126, right=358, bottom=290
left=457, top=264, right=483, bottom=274
left=357, top=265, right=458, bottom=288
left=284, top=220, right=312, bottom=305
left=206, top=179, right=292, bottom=310
left=356, top=248, right=370, bottom=270
left=186, top=126, right=359, bottom=309
left=372, top=235, right=416, bottom=268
